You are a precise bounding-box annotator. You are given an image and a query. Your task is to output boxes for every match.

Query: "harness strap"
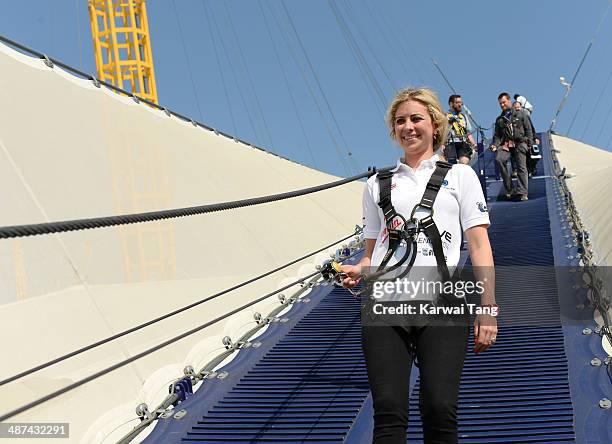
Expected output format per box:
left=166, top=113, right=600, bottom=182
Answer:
left=377, top=169, right=400, bottom=269
left=421, top=215, right=451, bottom=282
left=376, top=160, right=453, bottom=279
left=419, top=161, right=452, bottom=209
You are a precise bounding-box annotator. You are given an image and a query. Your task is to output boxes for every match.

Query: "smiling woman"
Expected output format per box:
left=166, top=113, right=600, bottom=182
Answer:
left=339, top=87, right=496, bottom=443
left=386, top=88, right=448, bottom=166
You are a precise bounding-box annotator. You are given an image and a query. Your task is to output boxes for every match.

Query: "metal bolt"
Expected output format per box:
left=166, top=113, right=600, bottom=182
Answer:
left=253, top=312, right=262, bottom=323
left=280, top=318, right=289, bottom=323
left=583, top=328, right=592, bottom=335
left=599, top=398, right=611, bottom=409
left=278, top=294, right=286, bottom=304
left=252, top=341, right=262, bottom=348
left=174, top=409, right=188, bottom=419
left=590, top=358, right=602, bottom=367
left=135, top=403, right=150, bottom=419
left=594, top=326, right=602, bottom=335
left=222, top=336, right=233, bottom=349
left=42, top=54, right=54, bottom=68
left=604, top=357, right=612, bottom=366
left=183, top=365, right=195, bottom=377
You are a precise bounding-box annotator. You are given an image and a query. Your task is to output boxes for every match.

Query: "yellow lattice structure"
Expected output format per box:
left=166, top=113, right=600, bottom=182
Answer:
left=88, top=0, right=175, bottom=281
left=88, top=0, right=158, bottom=103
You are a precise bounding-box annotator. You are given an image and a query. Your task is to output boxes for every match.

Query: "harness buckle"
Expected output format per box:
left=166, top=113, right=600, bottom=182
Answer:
left=410, top=204, right=434, bottom=221
left=399, top=217, right=420, bottom=243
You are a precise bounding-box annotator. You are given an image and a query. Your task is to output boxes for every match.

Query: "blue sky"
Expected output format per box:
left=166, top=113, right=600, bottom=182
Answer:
left=1, top=0, right=611, bottom=177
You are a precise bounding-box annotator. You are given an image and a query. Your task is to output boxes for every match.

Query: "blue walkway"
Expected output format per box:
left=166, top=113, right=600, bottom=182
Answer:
left=144, top=138, right=598, bottom=443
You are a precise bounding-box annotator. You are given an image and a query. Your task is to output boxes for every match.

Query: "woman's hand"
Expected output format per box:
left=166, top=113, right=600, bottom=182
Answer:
left=339, top=264, right=362, bottom=289
left=473, top=313, right=498, bottom=354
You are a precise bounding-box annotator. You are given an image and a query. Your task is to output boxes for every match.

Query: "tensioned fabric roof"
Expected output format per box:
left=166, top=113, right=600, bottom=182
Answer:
left=551, top=134, right=612, bottom=265
left=0, top=41, right=362, bottom=442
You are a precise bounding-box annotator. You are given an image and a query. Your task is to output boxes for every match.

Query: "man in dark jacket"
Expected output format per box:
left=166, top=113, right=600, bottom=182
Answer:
left=490, top=92, right=534, bottom=201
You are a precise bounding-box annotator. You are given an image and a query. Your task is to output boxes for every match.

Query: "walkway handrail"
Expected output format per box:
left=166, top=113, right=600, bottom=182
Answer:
left=548, top=133, right=611, bottom=363
left=0, top=228, right=363, bottom=387
left=0, top=170, right=374, bottom=239
left=0, top=243, right=364, bottom=423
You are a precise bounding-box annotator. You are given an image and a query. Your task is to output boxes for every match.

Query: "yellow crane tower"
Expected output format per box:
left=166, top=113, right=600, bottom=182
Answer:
left=88, top=0, right=158, bottom=103
left=87, top=0, right=175, bottom=282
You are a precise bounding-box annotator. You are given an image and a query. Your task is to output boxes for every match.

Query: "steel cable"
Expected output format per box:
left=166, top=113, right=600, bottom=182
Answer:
left=0, top=230, right=361, bottom=387
left=0, top=246, right=365, bottom=422
left=0, top=170, right=373, bottom=239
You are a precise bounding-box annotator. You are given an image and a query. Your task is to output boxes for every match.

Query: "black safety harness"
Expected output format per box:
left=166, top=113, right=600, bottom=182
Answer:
left=323, top=160, right=453, bottom=295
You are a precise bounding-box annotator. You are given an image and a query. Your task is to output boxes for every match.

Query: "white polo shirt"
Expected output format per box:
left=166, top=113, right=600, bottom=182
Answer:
left=362, top=154, right=490, bottom=271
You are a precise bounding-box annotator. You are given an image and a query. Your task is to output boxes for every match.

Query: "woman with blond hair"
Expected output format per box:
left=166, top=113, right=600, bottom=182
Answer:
left=341, top=88, right=497, bottom=443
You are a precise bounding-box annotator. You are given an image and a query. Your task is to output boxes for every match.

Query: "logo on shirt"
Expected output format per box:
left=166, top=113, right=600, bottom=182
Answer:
left=441, top=179, right=455, bottom=191
left=417, top=231, right=452, bottom=250
left=477, top=202, right=488, bottom=213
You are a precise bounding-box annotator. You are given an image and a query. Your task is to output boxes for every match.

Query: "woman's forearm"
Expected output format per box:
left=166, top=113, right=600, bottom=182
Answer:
left=466, top=227, right=496, bottom=306
left=358, top=238, right=376, bottom=269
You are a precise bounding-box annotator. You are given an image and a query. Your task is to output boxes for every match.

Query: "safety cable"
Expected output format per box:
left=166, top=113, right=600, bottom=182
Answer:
left=266, top=2, right=353, bottom=176
left=172, top=0, right=205, bottom=122
left=374, top=1, right=427, bottom=85
left=279, top=1, right=357, bottom=175
left=328, top=0, right=387, bottom=112
left=206, top=4, right=264, bottom=146
left=431, top=58, right=490, bottom=134
left=221, top=1, right=276, bottom=151
left=339, top=0, right=397, bottom=93
left=360, top=0, right=418, bottom=86
left=580, top=68, right=612, bottom=141
left=0, top=246, right=364, bottom=423
left=547, top=133, right=612, bottom=352
left=0, top=170, right=373, bottom=239
left=257, top=0, right=319, bottom=169
left=595, top=88, right=612, bottom=146
left=200, top=0, right=237, bottom=135
left=0, top=229, right=361, bottom=387
left=550, top=1, right=612, bottom=131
left=566, top=30, right=612, bottom=136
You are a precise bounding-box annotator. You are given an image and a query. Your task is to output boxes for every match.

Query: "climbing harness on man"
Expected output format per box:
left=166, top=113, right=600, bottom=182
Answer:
left=448, top=112, right=474, bottom=158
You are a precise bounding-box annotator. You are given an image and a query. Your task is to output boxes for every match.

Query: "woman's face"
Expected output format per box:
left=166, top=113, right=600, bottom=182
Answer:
left=393, top=100, right=435, bottom=156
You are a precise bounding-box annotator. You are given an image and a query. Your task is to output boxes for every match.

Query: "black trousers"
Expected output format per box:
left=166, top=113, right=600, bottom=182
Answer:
left=362, top=318, right=469, bottom=443
left=445, top=142, right=471, bottom=164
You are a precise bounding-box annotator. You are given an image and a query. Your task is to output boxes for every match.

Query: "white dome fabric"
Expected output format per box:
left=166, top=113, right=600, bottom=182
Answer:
left=0, top=41, right=363, bottom=442
left=551, top=134, right=612, bottom=265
